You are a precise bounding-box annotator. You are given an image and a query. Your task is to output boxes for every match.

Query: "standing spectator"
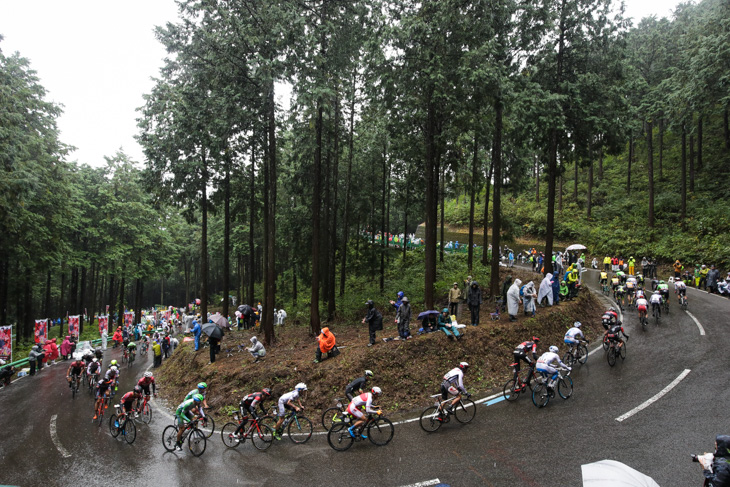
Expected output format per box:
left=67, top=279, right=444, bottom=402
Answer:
left=60, top=336, right=73, bottom=360
left=112, top=327, right=123, bottom=348
left=389, top=291, right=404, bottom=311
left=566, top=265, right=579, bottom=299
left=673, top=260, right=683, bottom=279
left=314, top=327, right=337, bottom=363
left=170, top=336, right=179, bottom=353
left=28, top=345, right=41, bottom=376
left=552, top=273, right=561, bottom=305
left=448, top=283, right=462, bottom=316
left=538, top=273, right=554, bottom=307
left=508, top=249, right=514, bottom=267
left=699, top=265, right=709, bottom=290
left=507, top=279, right=523, bottom=322
left=362, top=300, right=383, bottom=347
left=604, top=255, right=611, bottom=272
left=697, top=435, right=730, bottom=486
left=191, top=318, right=202, bottom=351
left=708, top=265, right=720, bottom=293
left=247, top=336, right=266, bottom=363
left=276, top=309, right=287, bottom=326
left=44, top=339, right=59, bottom=365
left=467, top=281, right=483, bottom=326
left=162, top=335, right=171, bottom=359
left=522, top=281, right=537, bottom=317
left=396, top=296, right=412, bottom=339
left=152, top=340, right=162, bottom=368
left=501, top=275, right=513, bottom=310
left=641, top=257, right=649, bottom=277
left=238, top=304, right=253, bottom=330
left=628, top=256, right=636, bottom=275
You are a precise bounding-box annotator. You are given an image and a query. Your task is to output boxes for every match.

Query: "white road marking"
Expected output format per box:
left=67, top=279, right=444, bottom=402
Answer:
left=50, top=414, right=72, bottom=458
left=399, top=480, right=441, bottom=487
left=615, top=369, right=691, bottom=422
left=685, top=311, right=706, bottom=336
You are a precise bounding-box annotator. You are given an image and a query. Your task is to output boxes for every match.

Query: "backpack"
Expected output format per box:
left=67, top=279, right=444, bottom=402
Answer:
left=519, top=285, right=525, bottom=297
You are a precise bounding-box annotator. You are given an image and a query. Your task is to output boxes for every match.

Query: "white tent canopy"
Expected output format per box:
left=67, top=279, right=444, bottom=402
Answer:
left=582, top=460, right=660, bottom=487
left=566, top=244, right=587, bottom=251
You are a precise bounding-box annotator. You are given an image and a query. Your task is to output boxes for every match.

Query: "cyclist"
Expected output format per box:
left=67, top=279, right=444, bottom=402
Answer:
left=185, top=382, right=210, bottom=412
left=615, top=282, right=627, bottom=308
left=66, top=359, right=85, bottom=389
left=606, top=322, right=629, bottom=351
left=345, top=370, right=374, bottom=400
left=636, top=273, right=645, bottom=288
left=674, top=277, right=687, bottom=305
left=174, top=393, right=204, bottom=451
left=274, top=383, right=307, bottom=440
left=650, top=290, right=663, bottom=318
left=86, top=357, right=101, bottom=380
left=441, top=362, right=470, bottom=413
left=616, top=269, right=626, bottom=284
left=93, top=377, right=114, bottom=419
left=513, top=338, right=539, bottom=388
left=346, top=386, right=382, bottom=439
left=232, top=388, right=273, bottom=438
left=119, top=386, right=143, bottom=418
left=564, top=322, right=588, bottom=356
left=636, top=295, right=649, bottom=323
left=599, top=270, right=608, bottom=289
left=625, top=275, right=637, bottom=305
left=137, top=371, right=157, bottom=397
left=82, top=349, right=95, bottom=367
left=126, top=340, right=137, bottom=361
left=536, top=346, right=571, bottom=390
left=657, top=280, right=670, bottom=306
left=610, top=274, right=620, bottom=294
left=635, top=286, right=646, bottom=301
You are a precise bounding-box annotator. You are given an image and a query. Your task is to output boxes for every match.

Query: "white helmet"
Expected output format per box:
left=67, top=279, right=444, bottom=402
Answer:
left=364, top=370, right=373, bottom=377
left=92, top=358, right=98, bottom=363
left=573, top=321, right=582, bottom=328
left=111, top=365, right=119, bottom=372
left=144, top=371, right=153, bottom=378
left=295, top=382, right=307, bottom=392
left=549, top=345, right=559, bottom=354
left=458, top=362, right=470, bottom=370
left=371, top=386, right=382, bottom=396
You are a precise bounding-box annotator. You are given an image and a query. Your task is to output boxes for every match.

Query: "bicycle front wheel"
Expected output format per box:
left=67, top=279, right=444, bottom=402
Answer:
left=619, top=343, right=627, bottom=360
left=454, top=399, right=476, bottom=424
left=321, top=407, right=343, bottom=431
left=124, top=419, right=137, bottom=444
left=140, top=402, right=152, bottom=424
left=327, top=423, right=354, bottom=451
left=109, top=414, right=121, bottom=437
left=562, top=352, right=575, bottom=368
left=532, top=384, right=549, bottom=408
left=607, top=347, right=617, bottom=367
left=367, top=417, right=394, bottom=446
left=221, top=422, right=241, bottom=448
left=287, top=415, right=313, bottom=444
left=558, top=376, right=573, bottom=399
left=162, top=425, right=178, bottom=452
left=577, top=344, right=589, bottom=364
left=503, top=379, right=520, bottom=402
left=251, top=424, right=274, bottom=451
left=419, top=406, right=442, bottom=433
left=188, top=429, right=207, bottom=457
left=200, top=416, right=215, bottom=438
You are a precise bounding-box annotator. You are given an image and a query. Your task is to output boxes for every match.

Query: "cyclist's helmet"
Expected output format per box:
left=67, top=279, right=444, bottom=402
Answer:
left=110, top=359, right=118, bottom=366
left=549, top=345, right=559, bottom=354
left=364, top=370, right=373, bottom=378
left=197, top=382, right=207, bottom=390
left=92, top=358, right=98, bottom=363
left=110, top=365, right=119, bottom=372
left=608, top=307, right=615, bottom=312
left=371, top=386, right=382, bottom=396
left=573, top=321, right=582, bottom=328
left=458, top=362, right=470, bottom=371
left=532, top=336, right=540, bottom=343
left=295, top=382, right=307, bottom=392
left=144, top=371, right=153, bottom=378
left=192, top=394, right=204, bottom=403
left=262, top=388, right=272, bottom=397
left=660, top=280, right=665, bottom=284
left=133, top=385, right=142, bottom=395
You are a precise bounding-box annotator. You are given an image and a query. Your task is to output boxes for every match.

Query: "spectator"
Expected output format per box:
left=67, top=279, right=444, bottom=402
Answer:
left=0, top=360, right=15, bottom=387
left=699, top=265, right=709, bottom=290
left=152, top=340, right=162, bottom=368
left=60, top=336, right=73, bottom=360
left=208, top=326, right=223, bottom=365
left=276, top=309, right=287, bottom=326
left=28, top=345, right=41, bottom=376
left=162, top=335, right=171, bottom=359
left=708, top=265, right=720, bottom=294
left=191, top=318, right=202, bottom=351
left=641, top=257, right=649, bottom=277
left=507, top=279, right=523, bottom=322
left=538, top=273, right=554, bottom=307
left=362, top=300, right=383, bottom=347
left=314, top=327, right=337, bottom=363
left=566, top=265, right=579, bottom=299
left=698, top=435, right=730, bottom=487
left=389, top=291, right=404, bottom=311
left=552, top=273, right=561, bottom=305
left=673, top=259, right=683, bottom=279
left=522, top=281, right=537, bottom=317
left=628, top=256, right=636, bottom=275
left=112, top=327, right=123, bottom=348
left=420, top=313, right=438, bottom=334
left=466, top=280, right=483, bottom=326
left=437, top=308, right=461, bottom=340
left=170, top=336, right=179, bottom=353
left=247, top=336, right=266, bottom=363
left=44, top=339, right=59, bottom=365
left=501, top=275, right=513, bottom=310
left=396, top=296, right=412, bottom=339
left=448, top=282, right=462, bottom=316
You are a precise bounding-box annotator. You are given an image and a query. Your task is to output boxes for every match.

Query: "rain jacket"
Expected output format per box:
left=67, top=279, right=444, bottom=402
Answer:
left=364, top=307, right=383, bottom=331
left=538, top=273, right=554, bottom=306
left=60, top=336, right=73, bottom=356
left=705, top=435, right=730, bottom=486
left=467, top=282, right=482, bottom=307
left=248, top=336, right=266, bottom=356
left=44, top=340, right=59, bottom=361
left=507, top=279, right=522, bottom=316
left=523, top=281, right=537, bottom=313
left=448, top=286, right=462, bottom=303
left=317, top=327, right=336, bottom=354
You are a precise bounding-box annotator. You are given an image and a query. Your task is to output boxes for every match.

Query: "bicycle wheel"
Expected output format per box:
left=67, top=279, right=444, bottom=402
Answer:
left=602, top=337, right=609, bottom=351
left=577, top=344, right=589, bottom=364
left=619, top=342, right=627, bottom=360
left=72, top=380, right=77, bottom=399
left=532, top=383, right=549, bottom=408
left=607, top=347, right=617, bottom=367
left=419, top=406, right=442, bottom=432
left=503, top=379, right=520, bottom=402
left=321, top=407, right=343, bottom=432
left=162, top=425, right=178, bottom=452
left=259, top=414, right=277, bottom=433
left=124, top=419, right=137, bottom=444
left=558, top=376, right=573, bottom=399
left=109, top=414, right=121, bottom=437
left=287, top=415, right=313, bottom=444
left=251, top=424, right=274, bottom=451
left=188, top=429, right=207, bottom=457
left=562, top=352, right=575, bottom=367
left=368, top=417, right=394, bottom=446
left=327, top=423, right=354, bottom=451
left=220, top=422, right=242, bottom=448
left=140, top=402, right=152, bottom=424
left=200, top=415, right=215, bottom=438
left=454, top=399, right=476, bottom=424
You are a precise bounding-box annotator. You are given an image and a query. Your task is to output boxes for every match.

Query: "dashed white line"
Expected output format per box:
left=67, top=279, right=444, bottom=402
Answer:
left=615, top=369, right=691, bottom=422
left=399, top=480, right=441, bottom=487
left=50, top=414, right=72, bottom=458
left=685, top=311, right=706, bottom=336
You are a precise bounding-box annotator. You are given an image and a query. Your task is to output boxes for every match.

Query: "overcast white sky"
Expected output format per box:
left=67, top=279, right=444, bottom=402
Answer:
left=0, top=0, right=682, bottom=168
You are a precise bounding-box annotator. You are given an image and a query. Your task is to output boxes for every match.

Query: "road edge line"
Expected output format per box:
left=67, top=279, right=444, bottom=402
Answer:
left=685, top=311, right=706, bottom=336
left=50, top=414, right=72, bottom=458
left=615, top=369, right=691, bottom=422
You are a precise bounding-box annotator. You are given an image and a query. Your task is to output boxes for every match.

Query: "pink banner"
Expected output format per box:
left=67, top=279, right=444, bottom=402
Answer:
left=0, top=326, right=11, bottom=362
left=124, top=312, right=134, bottom=327
left=164, top=310, right=171, bottom=320
left=68, top=315, right=80, bottom=338
left=34, top=319, right=48, bottom=343
left=98, top=316, right=108, bottom=336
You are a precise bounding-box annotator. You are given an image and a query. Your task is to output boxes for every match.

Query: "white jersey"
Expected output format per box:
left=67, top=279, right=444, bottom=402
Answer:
left=443, top=367, right=465, bottom=392
left=635, top=289, right=645, bottom=299
left=636, top=298, right=648, bottom=307
left=279, top=389, right=300, bottom=404
left=350, top=392, right=378, bottom=414
left=650, top=293, right=663, bottom=304
left=564, top=327, right=584, bottom=340
left=626, top=277, right=637, bottom=288
left=537, top=352, right=567, bottom=370
left=674, top=281, right=686, bottom=291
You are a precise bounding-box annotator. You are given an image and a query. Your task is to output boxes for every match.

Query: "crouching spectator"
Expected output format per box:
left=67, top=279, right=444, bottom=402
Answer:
left=314, top=327, right=338, bottom=363
left=438, top=308, right=462, bottom=340
left=247, top=336, right=266, bottom=363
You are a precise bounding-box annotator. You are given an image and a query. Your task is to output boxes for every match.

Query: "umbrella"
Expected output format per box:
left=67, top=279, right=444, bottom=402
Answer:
left=566, top=244, right=587, bottom=251
left=211, top=313, right=230, bottom=329
left=417, top=310, right=440, bottom=320
left=201, top=323, right=223, bottom=340
left=582, top=460, right=660, bottom=487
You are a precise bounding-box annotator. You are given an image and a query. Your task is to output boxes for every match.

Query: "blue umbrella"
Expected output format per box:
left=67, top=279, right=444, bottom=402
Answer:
left=417, top=310, right=440, bottom=320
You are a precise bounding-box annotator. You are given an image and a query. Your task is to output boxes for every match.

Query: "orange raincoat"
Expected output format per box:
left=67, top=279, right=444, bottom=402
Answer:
left=318, top=327, right=336, bottom=354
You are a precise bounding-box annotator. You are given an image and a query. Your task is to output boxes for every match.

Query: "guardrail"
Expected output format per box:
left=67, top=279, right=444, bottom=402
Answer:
left=2, top=338, right=105, bottom=372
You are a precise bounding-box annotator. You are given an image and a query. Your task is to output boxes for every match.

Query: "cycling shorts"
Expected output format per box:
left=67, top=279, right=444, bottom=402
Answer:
left=277, top=399, right=295, bottom=417
left=346, top=403, right=365, bottom=420
left=564, top=337, right=579, bottom=345
left=96, top=385, right=110, bottom=398
left=140, top=384, right=151, bottom=395
left=175, top=409, right=194, bottom=426
left=677, top=288, right=686, bottom=296
left=600, top=279, right=607, bottom=284
left=121, top=399, right=135, bottom=412
left=637, top=305, right=647, bottom=312
left=536, top=364, right=558, bottom=380
left=440, top=381, right=460, bottom=400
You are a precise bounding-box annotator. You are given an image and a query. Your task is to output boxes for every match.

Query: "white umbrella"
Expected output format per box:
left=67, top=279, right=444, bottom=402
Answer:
left=566, top=244, right=587, bottom=251
left=582, top=460, right=660, bottom=487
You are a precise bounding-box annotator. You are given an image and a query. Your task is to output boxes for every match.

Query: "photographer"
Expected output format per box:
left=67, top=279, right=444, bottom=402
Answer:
left=696, top=435, right=730, bottom=486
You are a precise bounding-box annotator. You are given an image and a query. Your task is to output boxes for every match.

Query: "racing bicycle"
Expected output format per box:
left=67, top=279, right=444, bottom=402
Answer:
left=503, top=362, right=540, bottom=401
left=109, top=405, right=137, bottom=444
left=419, top=393, right=476, bottom=432
left=220, top=412, right=274, bottom=451
left=532, top=367, right=573, bottom=408
left=327, top=412, right=394, bottom=451
left=162, top=416, right=207, bottom=456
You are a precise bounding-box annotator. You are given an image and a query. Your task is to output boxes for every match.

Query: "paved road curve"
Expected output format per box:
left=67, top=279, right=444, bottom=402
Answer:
left=0, top=274, right=724, bottom=486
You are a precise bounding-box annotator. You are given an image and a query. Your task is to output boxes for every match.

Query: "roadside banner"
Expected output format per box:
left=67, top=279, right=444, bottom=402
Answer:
left=124, top=312, right=134, bottom=327
left=98, top=316, right=108, bottom=336
left=68, top=315, right=80, bottom=338
left=164, top=310, right=171, bottom=320
left=0, top=326, right=11, bottom=362
left=34, top=319, right=48, bottom=343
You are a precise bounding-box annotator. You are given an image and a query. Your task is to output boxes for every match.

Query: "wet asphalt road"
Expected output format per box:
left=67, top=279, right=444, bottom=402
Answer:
left=0, top=271, right=724, bottom=487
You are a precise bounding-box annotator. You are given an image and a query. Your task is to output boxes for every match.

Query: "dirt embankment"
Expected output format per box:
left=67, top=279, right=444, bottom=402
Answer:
left=157, top=270, right=604, bottom=423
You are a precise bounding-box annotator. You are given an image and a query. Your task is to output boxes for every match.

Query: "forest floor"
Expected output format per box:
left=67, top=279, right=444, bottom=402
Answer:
left=156, top=267, right=605, bottom=426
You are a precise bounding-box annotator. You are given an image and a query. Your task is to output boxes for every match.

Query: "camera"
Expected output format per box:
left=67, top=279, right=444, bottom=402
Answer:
left=692, top=454, right=699, bottom=463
